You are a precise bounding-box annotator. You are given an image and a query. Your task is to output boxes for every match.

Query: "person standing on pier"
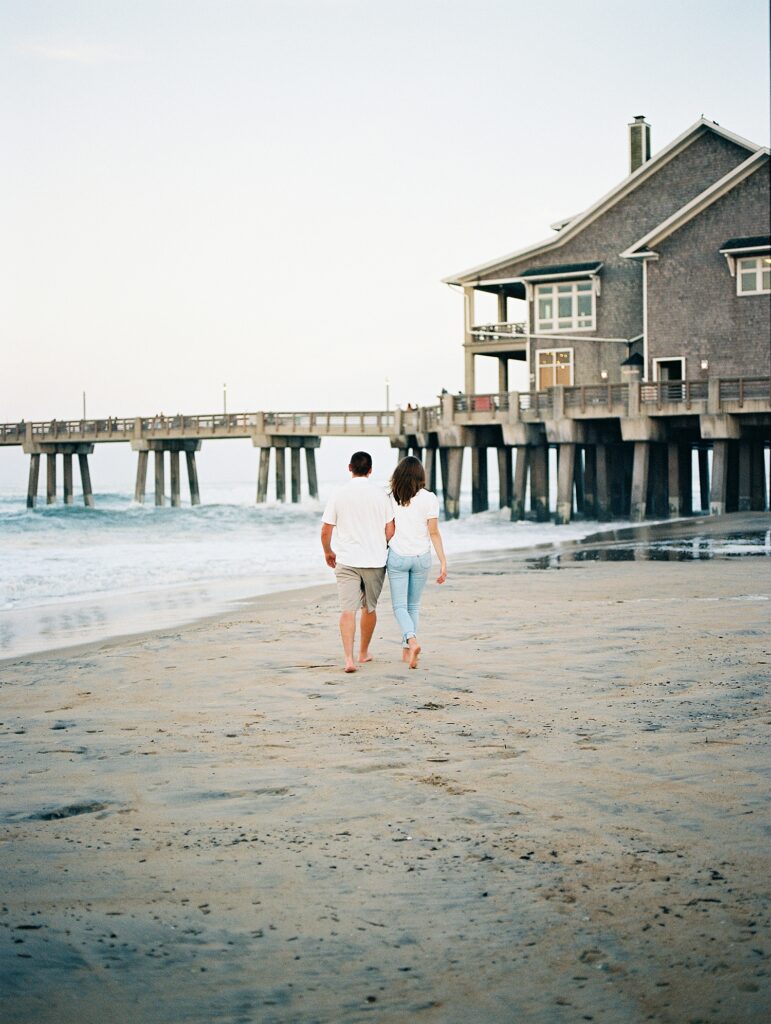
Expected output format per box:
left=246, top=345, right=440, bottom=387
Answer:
left=321, top=452, right=395, bottom=673
left=386, top=456, right=447, bottom=669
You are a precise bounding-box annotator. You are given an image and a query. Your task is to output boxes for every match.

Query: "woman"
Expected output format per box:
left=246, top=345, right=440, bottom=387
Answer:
left=387, top=456, right=447, bottom=669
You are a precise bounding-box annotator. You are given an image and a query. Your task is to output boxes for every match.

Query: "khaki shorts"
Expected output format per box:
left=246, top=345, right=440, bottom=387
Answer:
left=334, top=564, right=386, bottom=613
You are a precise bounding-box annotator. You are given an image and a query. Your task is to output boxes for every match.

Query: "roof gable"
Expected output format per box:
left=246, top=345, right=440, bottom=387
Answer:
left=444, top=119, right=762, bottom=285
left=620, top=149, right=769, bottom=257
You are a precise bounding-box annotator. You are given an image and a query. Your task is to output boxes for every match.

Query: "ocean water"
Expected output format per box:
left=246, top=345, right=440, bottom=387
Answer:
left=0, top=480, right=629, bottom=659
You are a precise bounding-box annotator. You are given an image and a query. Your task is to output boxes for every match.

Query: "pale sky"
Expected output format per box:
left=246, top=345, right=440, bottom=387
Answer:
left=1, top=0, right=769, bottom=487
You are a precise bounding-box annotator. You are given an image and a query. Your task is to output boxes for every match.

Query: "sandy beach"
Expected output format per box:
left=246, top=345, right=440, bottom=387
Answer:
left=1, top=514, right=769, bottom=1024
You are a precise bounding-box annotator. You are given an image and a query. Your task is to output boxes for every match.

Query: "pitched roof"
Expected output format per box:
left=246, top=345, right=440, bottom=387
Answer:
left=519, top=261, right=602, bottom=280
left=444, top=118, right=762, bottom=286
left=719, top=236, right=770, bottom=253
left=620, top=148, right=769, bottom=258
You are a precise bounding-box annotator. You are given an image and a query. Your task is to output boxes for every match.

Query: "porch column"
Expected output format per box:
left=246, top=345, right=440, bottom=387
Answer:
left=710, top=441, right=729, bottom=516
left=738, top=441, right=752, bottom=512
left=186, top=451, right=201, bottom=506
left=498, top=358, right=509, bottom=395
left=511, top=446, right=529, bottom=520
left=154, top=450, right=165, bottom=506
left=78, top=454, right=94, bottom=508
left=530, top=443, right=550, bottom=521
left=46, top=453, right=57, bottom=505
left=275, top=447, right=286, bottom=503
left=134, top=450, right=149, bottom=504
left=440, top=447, right=463, bottom=519
left=750, top=442, right=767, bottom=511
left=698, top=448, right=710, bottom=511
left=26, top=453, right=41, bottom=509
left=630, top=442, right=650, bottom=521
left=471, top=447, right=488, bottom=513
left=583, top=445, right=597, bottom=519
left=170, top=450, right=181, bottom=507
left=305, top=448, right=319, bottom=500
left=595, top=444, right=611, bottom=521
left=463, top=286, right=476, bottom=393
left=497, top=446, right=512, bottom=509
left=424, top=448, right=437, bottom=493
left=555, top=443, right=576, bottom=525
left=62, top=453, right=74, bottom=505
left=291, top=448, right=301, bottom=504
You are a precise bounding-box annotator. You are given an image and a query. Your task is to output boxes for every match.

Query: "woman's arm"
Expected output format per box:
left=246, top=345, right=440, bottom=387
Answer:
left=427, top=518, right=447, bottom=584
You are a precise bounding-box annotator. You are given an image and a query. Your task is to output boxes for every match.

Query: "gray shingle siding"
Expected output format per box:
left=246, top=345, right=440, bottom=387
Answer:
left=646, top=167, right=771, bottom=379
left=489, top=131, right=755, bottom=358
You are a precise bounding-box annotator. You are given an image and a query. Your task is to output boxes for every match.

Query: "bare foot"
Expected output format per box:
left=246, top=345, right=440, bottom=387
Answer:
left=408, top=639, right=421, bottom=670
left=344, top=661, right=357, bottom=673
left=358, top=652, right=373, bottom=664
left=402, top=648, right=410, bottom=663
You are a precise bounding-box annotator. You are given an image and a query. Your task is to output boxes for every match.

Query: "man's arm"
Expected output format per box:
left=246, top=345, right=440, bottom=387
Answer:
left=385, top=518, right=395, bottom=543
left=321, top=523, right=336, bottom=568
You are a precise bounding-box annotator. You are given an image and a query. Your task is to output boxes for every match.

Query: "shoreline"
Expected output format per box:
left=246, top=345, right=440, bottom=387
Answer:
left=2, top=512, right=768, bottom=668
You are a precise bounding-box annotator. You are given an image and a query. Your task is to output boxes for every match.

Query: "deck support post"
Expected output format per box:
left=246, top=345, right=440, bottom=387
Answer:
left=709, top=441, right=729, bottom=516
left=511, top=446, right=529, bottom=520
left=630, top=441, right=650, bottom=521
left=648, top=443, right=668, bottom=517
left=440, top=447, right=463, bottom=519
left=498, top=356, right=509, bottom=395
left=78, top=453, right=94, bottom=508
left=46, top=453, right=57, bottom=505
left=186, top=451, right=201, bottom=506
left=595, top=444, right=611, bottom=520
left=583, top=445, right=597, bottom=519
left=738, top=441, right=752, bottom=511
left=698, top=448, right=710, bottom=511
left=573, top=446, right=585, bottom=516
left=750, top=442, right=767, bottom=510
left=154, top=450, right=165, bottom=507
left=169, top=450, right=181, bottom=507
left=256, top=448, right=270, bottom=503
left=667, top=442, right=683, bottom=517
left=275, top=447, right=286, bottom=502
left=530, top=443, right=550, bottom=521
left=471, top=447, right=488, bottom=513
left=134, top=450, right=149, bottom=503
left=63, top=453, right=74, bottom=505
left=424, top=447, right=437, bottom=493
left=555, top=443, right=576, bottom=524
left=291, top=448, right=301, bottom=504
left=305, top=447, right=319, bottom=500
left=497, top=446, right=512, bottom=509
left=26, top=453, right=41, bottom=509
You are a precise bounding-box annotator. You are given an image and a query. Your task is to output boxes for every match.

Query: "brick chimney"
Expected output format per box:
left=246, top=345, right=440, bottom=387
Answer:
left=628, top=115, right=651, bottom=173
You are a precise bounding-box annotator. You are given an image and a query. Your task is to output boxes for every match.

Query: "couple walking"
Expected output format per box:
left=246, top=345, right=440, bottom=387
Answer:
left=320, top=451, right=447, bottom=672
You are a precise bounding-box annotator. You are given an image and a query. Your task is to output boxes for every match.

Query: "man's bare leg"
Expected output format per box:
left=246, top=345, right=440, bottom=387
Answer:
left=358, top=609, right=377, bottom=663
left=340, top=611, right=357, bottom=673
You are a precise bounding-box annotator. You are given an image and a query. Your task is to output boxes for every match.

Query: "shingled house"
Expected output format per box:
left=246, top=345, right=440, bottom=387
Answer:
left=444, top=117, right=769, bottom=394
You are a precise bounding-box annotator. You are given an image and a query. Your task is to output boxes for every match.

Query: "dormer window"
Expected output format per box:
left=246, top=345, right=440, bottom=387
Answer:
left=536, top=281, right=595, bottom=332
left=737, top=256, right=771, bottom=295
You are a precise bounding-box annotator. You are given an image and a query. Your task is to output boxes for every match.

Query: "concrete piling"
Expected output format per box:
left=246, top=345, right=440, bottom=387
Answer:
left=291, top=448, right=301, bottom=504
left=630, top=441, right=650, bottom=521
left=63, top=453, right=74, bottom=505
left=511, top=446, right=529, bottom=520
left=154, top=450, right=165, bottom=507
left=555, top=443, right=576, bottom=525
left=186, top=451, right=201, bottom=506
left=275, top=447, right=286, bottom=503
left=497, top=446, right=512, bottom=509
left=78, top=453, right=95, bottom=508
left=135, top=450, right=149, bottom=503
left=170, top=450, right=181, bottom=507
left=471, top=447, right=488, bottom=513
left=26, top=453, right=40, bottom=509
left=46, top=453, right=57, bottom=505
left=305, top=448, right=319, bottom=500
left=530, top=444, right=550, bottom=521
left=257, top=448, right=270, bottom=503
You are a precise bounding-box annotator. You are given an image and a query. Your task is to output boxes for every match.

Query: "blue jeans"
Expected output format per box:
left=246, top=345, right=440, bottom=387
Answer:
left=386, top=549, right=431, bottom=646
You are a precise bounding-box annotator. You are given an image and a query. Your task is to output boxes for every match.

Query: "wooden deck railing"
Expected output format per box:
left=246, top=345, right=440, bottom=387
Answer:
left=470, top=321, right=527, bottom=341
left=718, top=377, right=771, bottom=405
left=639, top=380, right=708, bottom=408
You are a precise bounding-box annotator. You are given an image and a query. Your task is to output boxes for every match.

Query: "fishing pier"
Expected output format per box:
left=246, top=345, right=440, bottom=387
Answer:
left=2, top=375, right=769, bottom=523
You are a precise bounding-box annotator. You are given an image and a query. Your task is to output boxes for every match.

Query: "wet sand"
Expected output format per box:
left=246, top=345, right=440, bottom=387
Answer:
left=1, top=513, right=769, bottom=1023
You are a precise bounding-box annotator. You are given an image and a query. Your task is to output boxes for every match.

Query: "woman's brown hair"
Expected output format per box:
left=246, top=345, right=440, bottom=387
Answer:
left=390, top=456, right=426, bottom=507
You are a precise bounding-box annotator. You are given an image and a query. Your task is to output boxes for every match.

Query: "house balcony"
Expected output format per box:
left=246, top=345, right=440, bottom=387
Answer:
left=467, top=321, right=528, bottom=356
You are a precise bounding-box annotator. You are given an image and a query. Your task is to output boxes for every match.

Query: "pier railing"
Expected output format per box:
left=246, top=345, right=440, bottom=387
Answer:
left=639, top=380, right=708, bottom=408
left=718, top=376, right=771, bottom=405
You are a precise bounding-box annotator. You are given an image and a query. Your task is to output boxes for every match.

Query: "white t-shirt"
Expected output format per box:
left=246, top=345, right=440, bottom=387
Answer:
left=322, top=477, right=394, bottom=568
left=388, top=488, right=440, bottom=556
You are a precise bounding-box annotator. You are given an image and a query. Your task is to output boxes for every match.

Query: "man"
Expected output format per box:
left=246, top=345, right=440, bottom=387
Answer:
left=321, top=451, right=395, bottom=673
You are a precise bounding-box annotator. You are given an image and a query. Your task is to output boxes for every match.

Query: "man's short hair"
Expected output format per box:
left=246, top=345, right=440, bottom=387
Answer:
left=349, top=451, right=372, bottom=476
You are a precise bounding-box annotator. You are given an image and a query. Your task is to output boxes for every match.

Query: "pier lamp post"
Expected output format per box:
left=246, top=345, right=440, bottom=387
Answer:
left=385, top=378, right=390, bottom=412
left=82, top=391, right=86, bottom=421
left=223, top=383, right=227, bottom=416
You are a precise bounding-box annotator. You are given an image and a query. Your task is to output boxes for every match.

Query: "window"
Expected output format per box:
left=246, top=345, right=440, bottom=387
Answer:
left=737, top=256, right=771, bottom=295
left=537, top=349, right=573, bottom=388
left=535, top=280, right=595, bottom=332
